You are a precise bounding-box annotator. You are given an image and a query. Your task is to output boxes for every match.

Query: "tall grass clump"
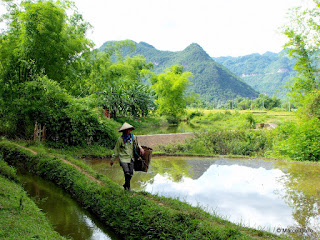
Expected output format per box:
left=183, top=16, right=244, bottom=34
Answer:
left=187, top=129, right=273, bottom=156
left=0, top=154, right=17, bottom=181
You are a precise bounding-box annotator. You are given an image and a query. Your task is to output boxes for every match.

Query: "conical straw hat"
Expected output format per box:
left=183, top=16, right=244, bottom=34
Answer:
left=118, top=122, right=135, bottom=132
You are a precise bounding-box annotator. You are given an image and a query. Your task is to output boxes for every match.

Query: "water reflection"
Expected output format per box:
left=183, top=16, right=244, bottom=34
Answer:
left=146, top=164, right=293, bottom=229
left=19, top=173, right=120, bottom=240
left=87, top=157, right=320, bottom=238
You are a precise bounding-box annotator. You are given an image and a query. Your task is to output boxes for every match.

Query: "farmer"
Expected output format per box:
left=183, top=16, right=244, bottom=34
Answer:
left=110, top=122, right=144, bottom=191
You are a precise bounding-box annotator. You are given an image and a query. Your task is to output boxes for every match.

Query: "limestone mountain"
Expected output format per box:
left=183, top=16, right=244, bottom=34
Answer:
left=213, top=51, right=296, bottom=99
left=100, top=41, right=259, bottom=105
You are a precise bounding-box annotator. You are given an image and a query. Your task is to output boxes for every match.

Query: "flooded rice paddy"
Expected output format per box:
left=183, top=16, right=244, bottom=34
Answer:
left=87, top=156, right=320, bottom=238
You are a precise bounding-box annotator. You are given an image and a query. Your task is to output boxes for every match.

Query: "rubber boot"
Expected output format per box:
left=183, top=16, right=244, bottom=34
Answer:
left=123, top=174, right=132, bottom=191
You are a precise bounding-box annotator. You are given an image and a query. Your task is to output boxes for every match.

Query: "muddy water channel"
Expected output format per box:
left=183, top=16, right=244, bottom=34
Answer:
left=87, top=156, right=320, bottom=238
left=18, top=173, right=121, bottom=240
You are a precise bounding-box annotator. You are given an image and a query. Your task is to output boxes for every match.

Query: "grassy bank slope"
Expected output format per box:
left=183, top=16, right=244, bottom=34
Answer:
left=0, top=140, right=282, bottom=240
left=0, top=160, right=65, bottom=239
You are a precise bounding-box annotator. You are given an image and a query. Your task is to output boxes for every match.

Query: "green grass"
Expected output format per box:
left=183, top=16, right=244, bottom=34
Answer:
left=186, top=109, right=296, bottom=128
left=0, top=175, right=66, bottom=240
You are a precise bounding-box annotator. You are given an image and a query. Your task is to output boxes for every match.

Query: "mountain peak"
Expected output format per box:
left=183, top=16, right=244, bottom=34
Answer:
left=138, top=41, right=155, bottom=49
left=98, top=40, right=258, bottom=103
left=182, top=43, right=211, bottom=61
left=184, top=43, right=203, bottom=51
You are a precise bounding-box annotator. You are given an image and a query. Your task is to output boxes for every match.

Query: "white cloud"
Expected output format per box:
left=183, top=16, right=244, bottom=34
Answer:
left=145, top=164, right=295, bottom=231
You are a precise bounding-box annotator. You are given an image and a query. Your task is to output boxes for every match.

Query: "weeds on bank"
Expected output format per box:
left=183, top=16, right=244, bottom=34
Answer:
left=158, top=129, right=273, bottom=157
left=0, top=158, right=65, bottom=240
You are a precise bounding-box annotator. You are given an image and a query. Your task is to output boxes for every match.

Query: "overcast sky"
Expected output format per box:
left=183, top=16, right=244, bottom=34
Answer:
left=73, top=0, right=315, bottom=57
left=0, top=0, right=312, bottom=57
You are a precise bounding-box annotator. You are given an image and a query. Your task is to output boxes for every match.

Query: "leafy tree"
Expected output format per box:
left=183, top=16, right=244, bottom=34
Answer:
left=151, top=65, right=192, bottom=123
left=221, top=95, right=281, bottom=110
left=273, top=0, right=320, bottom=161
left=0, top=0, right=92, bottom=83
left=185, top=92, right=206, bottom=108
left=99, top=82, right=155, bottom=118
left=16, top=76, right=118, bottom=146
left=282, top=0, right=320, bottom=109
left=0, top=0, right=119, bottom=146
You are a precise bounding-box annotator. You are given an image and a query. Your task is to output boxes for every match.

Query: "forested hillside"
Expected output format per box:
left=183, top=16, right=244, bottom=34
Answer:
left=100, top=41, right=259, bottom=106
left=214, top=52, right=296, bottom=99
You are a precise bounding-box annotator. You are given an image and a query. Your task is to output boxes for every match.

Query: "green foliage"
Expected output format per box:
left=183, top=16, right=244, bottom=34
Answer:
left=0, top=154, right=17, bottom=181
left=1, top=76, right=118, bottom=146
left=0, top=0, right=92, bottom=83
left=187, top=110, right=204, bottom=120
left=189, top=110, right=260, bottom=130
left=185, top=92, right=206, bottom=108
left=222, top=94, right=282, bottom=110
left=189, top=129, right=272, bottom=156
left=158, top=126, right=273, bottom=156
left=151, top=65, right=192, bottom=123
left=299, top=90, right=320, bottom=120
left=282, top=0, right=320, bottom=105
left=61, top=46, right=156, bottom=118
left=272, top=119, right=320, bottom=161
left=99, top=82, right=155, bottom=118
left=0, top=1, right=156, bottom=145
left=266, top=0, right=320, bottom=162
left=158, top=142, right=189, bottom=155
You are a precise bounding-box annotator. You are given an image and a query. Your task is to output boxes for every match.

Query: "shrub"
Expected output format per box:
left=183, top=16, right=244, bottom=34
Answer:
left=158, top=142, right=188, bottom=154
left=187, top=111, right=204, bottom=120
left=1, top=77, right=118, bottom=147
left=273, top=119, right=320, bottom=161
left=189, top=129, right=272, bottom=156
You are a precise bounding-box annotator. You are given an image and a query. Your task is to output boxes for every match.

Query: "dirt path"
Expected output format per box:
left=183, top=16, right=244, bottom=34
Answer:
left=136, top=133, right=194, bottom=149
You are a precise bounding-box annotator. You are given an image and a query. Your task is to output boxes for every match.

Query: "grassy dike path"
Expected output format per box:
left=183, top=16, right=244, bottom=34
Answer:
left=0, top=140, right=285, bottom=240
left=0, top=159, right=66, bottom=239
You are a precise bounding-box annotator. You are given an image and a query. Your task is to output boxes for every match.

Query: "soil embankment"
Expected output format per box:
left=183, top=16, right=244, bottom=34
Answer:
left=136, top=133, right=194, bottom=149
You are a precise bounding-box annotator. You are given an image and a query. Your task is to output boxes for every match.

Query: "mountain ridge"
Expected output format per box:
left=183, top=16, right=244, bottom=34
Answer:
left=100, top=40, right=259, bottom=105
left=213, top=51, right=296, bottom=99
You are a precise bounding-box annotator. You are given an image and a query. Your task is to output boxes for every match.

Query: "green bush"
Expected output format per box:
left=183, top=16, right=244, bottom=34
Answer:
left=191, top=112, right=228, bottom=124
left=187, top=111, right=204, bottom=120
left=189, top=129, right=272, bottom=156
left=1, top=77, right=118, bottom=147
left=273, top=119, right=320, bottom=161
left=158, top=142, right=188, bottom=154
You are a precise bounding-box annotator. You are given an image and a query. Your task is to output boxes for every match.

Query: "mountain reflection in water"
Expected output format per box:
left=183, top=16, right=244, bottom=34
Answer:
left=87, top=157, right=320, bottom=238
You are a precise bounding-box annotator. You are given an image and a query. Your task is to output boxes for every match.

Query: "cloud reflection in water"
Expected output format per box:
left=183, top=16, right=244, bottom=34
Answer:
left=145, top=164, right=296, bottom=231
